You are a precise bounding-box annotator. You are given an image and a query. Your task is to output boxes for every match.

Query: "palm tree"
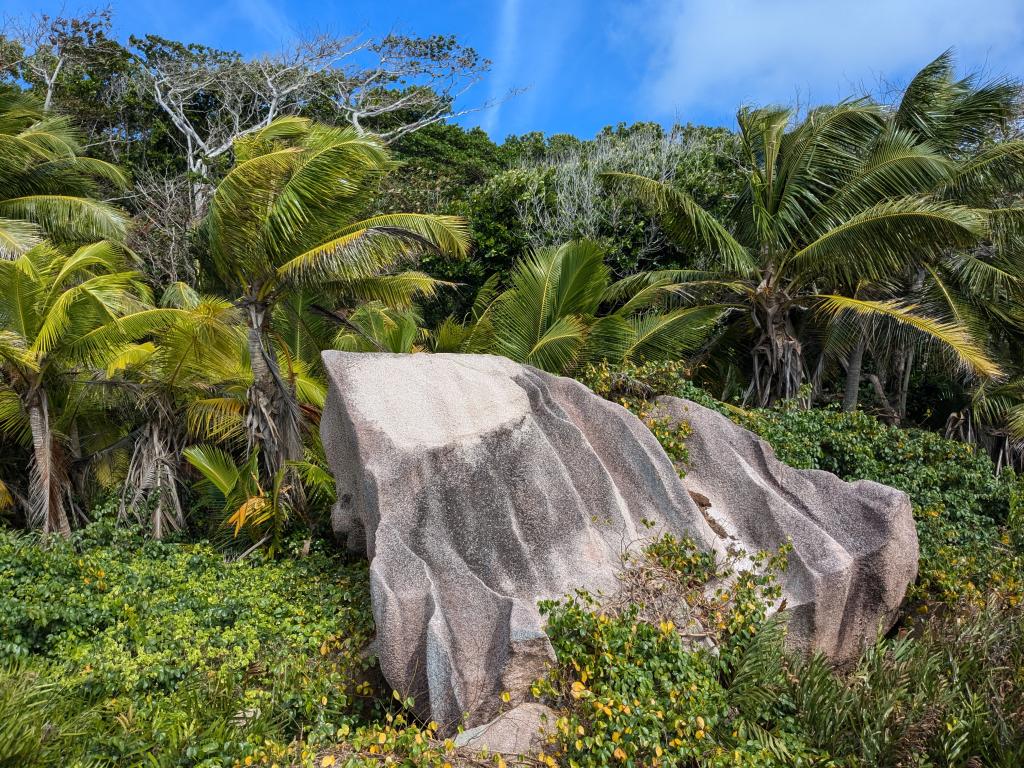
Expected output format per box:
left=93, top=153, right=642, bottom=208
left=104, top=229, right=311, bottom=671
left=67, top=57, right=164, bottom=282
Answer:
left=0, top=242, right=176, bottom=535
left=104, top=283, right=242, bottom=538
left=333, top=303, right=425, bottom=353
left=841, top=51, right=1024, bottom=415
left=204, top=116, right=470, bottom=485
left=183, top=443, right=308, bottom=558
left=431, top=239, right=724, bottom=374
left=607, top=101, right=999, bottom=406
left=0, top=92, right=128, bottom=257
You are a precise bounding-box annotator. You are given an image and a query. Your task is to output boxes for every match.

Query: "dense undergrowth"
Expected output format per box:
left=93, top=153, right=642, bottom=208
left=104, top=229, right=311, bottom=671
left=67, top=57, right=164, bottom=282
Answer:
left=539, top=537, right=1024, bottom=767
left=3, top=367, right=1024, bottom=766
left=0, top=510, right=376, bottom=767
left=582, top=361, right=1024, bottom=610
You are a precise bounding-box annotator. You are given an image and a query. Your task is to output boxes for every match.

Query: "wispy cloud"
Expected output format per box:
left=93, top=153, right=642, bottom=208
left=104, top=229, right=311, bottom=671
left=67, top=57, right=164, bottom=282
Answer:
left=619, top=0, right=1024, bottom=123
left=229, top=0, right=298, bottom=49
left=481, top=0, right=522, bottom=134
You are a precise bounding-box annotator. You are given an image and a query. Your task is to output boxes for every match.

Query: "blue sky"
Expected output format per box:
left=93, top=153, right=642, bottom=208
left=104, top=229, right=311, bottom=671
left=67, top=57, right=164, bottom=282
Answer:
left=6, top=0, right=1024, bottom=141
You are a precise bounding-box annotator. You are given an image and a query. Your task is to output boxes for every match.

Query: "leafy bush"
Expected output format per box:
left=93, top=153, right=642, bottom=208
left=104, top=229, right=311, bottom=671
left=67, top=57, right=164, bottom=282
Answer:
left=730, top=403, right=1014, bottom=522
left=533, top=536, right=814, bottom=767
left=727, top=402, right=1023, bottom=607
left=0, top=519, right=376, bottom=766
left=536, top=536, right=1024, bottom=767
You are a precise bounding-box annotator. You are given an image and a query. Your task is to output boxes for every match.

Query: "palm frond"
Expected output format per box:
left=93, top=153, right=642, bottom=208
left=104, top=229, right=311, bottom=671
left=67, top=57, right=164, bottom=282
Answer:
left=603, top=171, right=755, bottom=275
left=276, top=214, right=470, bottom=283
left=789, top=197, right=986, bottom=284
left=816, top=294, right=1000, bottom=377
left=0, top=196, right=128, bottom=244
left=0, top=218, right=44, bottom=259
left=620, top=306, right=727, bottom=364
left=183, top=444, right=242, bottom=497
left=188, top=397, right=247, bottom=445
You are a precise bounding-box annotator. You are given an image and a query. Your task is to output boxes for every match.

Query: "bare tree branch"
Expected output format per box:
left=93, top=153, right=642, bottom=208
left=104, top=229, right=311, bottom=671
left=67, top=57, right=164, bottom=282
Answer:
left=129, top=31, right=494, bottom=213
left=2, top=7, right=115, bottom=111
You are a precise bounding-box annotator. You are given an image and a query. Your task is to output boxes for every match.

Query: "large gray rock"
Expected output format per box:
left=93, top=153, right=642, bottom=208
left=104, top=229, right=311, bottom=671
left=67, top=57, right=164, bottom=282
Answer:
left=651, top=396, right=918, bottom=662
left=320, top=352, right=918, bottom=730
left=320, top=352, right=718, bottom=729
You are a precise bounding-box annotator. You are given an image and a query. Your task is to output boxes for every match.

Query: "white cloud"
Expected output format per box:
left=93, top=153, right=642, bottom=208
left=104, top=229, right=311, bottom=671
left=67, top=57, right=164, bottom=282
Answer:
left=482, top=0, right=523, bottom=134
left=618, top=0, right=1024, bottom=122
left=229, top=0, right=297, bottom=48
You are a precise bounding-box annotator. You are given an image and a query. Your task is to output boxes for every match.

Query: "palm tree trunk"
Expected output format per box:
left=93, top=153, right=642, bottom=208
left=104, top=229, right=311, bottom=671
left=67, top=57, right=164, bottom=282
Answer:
left=896, top=348, right=915, bottom=423
left=748, top=297, right=803, bottom=407
left=27, top=388, right=70, bottom=537
left=243, top=301, right=302, bottom=485
left=121, top=408, right=185, bottom=539
left=842, top=333, right=867, bottom=412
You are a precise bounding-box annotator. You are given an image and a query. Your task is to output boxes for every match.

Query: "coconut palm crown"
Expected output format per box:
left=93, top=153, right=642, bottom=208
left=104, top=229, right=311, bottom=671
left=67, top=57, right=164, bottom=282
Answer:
left=0, top=242, right=178, bottom=534
left=0, top=92, right=128, bottom=257
left=607, top=98, right=1002, bottom=406
left=204, top=116, right=470, bottom=483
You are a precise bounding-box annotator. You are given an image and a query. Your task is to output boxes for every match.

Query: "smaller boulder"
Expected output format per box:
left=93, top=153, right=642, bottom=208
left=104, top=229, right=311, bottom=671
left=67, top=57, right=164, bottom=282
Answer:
left=454, top=703, right=557, bottom=758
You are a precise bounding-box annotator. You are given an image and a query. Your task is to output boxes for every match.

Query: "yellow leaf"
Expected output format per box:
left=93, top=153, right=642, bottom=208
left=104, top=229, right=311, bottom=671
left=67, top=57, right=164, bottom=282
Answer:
left=320, top=757, right=336, bottom=767
left=501, top=690, right=511, bottom=703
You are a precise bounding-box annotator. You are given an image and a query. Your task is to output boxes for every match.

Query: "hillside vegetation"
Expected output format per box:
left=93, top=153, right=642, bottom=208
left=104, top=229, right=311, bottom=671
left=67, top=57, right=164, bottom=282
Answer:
left=1, top=9, right=1024, bottom=766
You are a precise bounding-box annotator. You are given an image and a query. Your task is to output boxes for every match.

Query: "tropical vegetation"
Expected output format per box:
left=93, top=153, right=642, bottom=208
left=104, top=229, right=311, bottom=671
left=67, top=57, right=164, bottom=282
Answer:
left=1, top=9, right=1024, bottom=765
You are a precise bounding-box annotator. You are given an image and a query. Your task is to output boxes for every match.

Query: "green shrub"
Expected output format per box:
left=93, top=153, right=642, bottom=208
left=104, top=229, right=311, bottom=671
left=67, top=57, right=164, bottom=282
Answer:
left=0, top=520, right=376, bottom=766
left=727, top=403, right=1023, bottom=608
left=533, top=536, right=819, bottom=767
left=785, top=597, right=1024, bottom=766
left=730, top=404, right=1014, bottom=522
left=536, top=535, right=1024, bottom=767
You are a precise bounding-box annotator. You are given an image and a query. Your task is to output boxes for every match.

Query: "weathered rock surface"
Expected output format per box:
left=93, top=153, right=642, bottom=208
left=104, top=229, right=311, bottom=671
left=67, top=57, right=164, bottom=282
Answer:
left=651, top=396, right=918, bottom=662
left=320, top=352, right=918, bottom=731
left=321, top=352, right=718, bottom=728
left=453, top=703, right=556, bottom=758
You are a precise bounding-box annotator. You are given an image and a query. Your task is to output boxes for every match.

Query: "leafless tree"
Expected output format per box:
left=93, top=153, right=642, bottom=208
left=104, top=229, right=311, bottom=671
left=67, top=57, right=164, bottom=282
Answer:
left=127, top=169, right=199, bottom=286
left=2, top=7, right=115, bottom=110
left=130, top=31, right=494, bottom=212
left=327, top=33, right=494, bottom=142
left=129, top=33, right=358, bottom=210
